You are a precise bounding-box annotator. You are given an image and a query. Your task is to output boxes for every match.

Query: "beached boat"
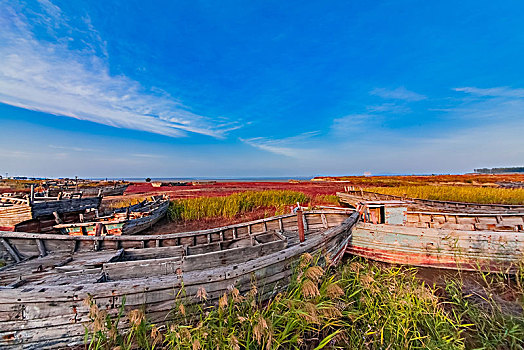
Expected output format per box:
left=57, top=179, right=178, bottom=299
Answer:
left=337, top=189, right=524, bottom=213
left=45, top=183, right=129, bottom=197
left=53, top=195, right=169, bottom=236
left=345, top=199, right=524, bottom=272
left=0, top=192, right=102, bottom=234
left=0, top=209, right=358, bottom=349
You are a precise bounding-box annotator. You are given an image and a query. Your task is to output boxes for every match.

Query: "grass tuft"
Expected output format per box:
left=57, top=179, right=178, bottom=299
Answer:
left=85, top=256, right=524, bottom=349
left=168, top=190, right=309, bottom=221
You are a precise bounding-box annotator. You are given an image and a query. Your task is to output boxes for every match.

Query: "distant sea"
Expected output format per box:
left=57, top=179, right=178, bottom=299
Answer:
left=90, top=177, right=315, bottom=183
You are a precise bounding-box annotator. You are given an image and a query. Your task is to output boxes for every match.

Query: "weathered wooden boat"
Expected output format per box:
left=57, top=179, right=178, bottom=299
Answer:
left=346, top=200, right=524, bottom=272
left=54, top=195, right=169, bottom=236
left=0, top=209, right=358, bottom=349
left=338, top=189, right=524, bottom=213
left=0, top=193, right=102, bottom=233
left=45, top=183, right=129, bottom=197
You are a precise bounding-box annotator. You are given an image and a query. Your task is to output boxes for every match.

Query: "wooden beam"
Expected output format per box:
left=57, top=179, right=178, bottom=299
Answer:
left=36, top=239, right=47, bottom=257
left=321, top=213, right=328, bottom=229
left=0, top=238, right=21, bottom=262
left=53, top=211, right=63, bottom=224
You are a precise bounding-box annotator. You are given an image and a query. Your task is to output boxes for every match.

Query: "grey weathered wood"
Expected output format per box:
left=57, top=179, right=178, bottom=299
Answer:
left=321, top=213, right=328, bottom=228
left=0, top=238, right=21, bottom=263
left=36, top=239, right=47, bottom=257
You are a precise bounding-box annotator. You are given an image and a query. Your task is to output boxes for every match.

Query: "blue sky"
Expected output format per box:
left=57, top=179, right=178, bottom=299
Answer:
left=1, top=1, right=523, bottom=178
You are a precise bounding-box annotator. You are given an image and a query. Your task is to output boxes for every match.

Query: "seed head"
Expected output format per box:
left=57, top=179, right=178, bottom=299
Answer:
left=219, top=292, right=228, bottom=310
left=301, top=279, right=320, bottom=298
left=305, top=266, right=324, bottom=282
left=326, top=283, right=344, bottom=299
left=196, top=286, right=208, bottom=301
left=230, top=334, right=240, bottom=350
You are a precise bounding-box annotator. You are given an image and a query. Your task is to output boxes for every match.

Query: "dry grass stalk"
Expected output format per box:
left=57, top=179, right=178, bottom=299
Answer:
left=178, top=304, right=186, bottom=316
left=218, top=292, right=228, bottom=310
left=230, top=334, right=240, bottom=350
left=128, top=309, right=145, bottom=327
left=302, top=302, right=319, bottom=324
left=302, top=279, right=320, bottom=298
left=196, top=286, right=207, bottom=301
left=326, top=283, right=345, bottom=299
left=305, top=266, right=324, bottom=282
left=253, top=315, right=269, bottom=344
left=299, top=253, right=313, bottom=268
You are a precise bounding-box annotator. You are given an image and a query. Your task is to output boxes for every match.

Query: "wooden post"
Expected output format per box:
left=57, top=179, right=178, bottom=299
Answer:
left=95, top=223, right=103, bottom=237
left=30, top=185, right=34, bottom=205
left=297, top=209, right=305, bottom=243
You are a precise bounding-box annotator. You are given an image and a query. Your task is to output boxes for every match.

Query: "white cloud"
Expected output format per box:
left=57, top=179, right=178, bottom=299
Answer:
left=131, top=153, right=166, bottom=159
left=454, top=86, right=524, bottom=98
left=0, top=2, right=239, bottom=138
left=331, top=114, right=373, bottom=134
left=240, top=131, right=319, bottom=158
left=366, top=103, right=411, bottom=114
left=48, top=144, right=96, bottom=152
left=450, top=86, right=524, bottom=123
left=370, top=87, right=426, bottom=101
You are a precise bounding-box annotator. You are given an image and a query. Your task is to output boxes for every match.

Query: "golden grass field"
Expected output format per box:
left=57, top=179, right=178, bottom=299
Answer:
left=368, top=185, right=524, bottom=204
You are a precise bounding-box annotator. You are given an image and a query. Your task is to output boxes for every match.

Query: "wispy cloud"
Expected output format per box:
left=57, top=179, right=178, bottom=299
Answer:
left=240, top=131, right=319, bottom=158
left=0, top=2, right=239, bottom=138
left=450, top=86, right=524, bottom=123
left=131, top=153, right=166, bottom=159
left=48, top=144, right=97, bottom=152
left=366, top=103, right=411, bottom=114
left=331, top=114, right=373, bottom=135
left=370, top=87, right=426, bottom=101
left=454, top=86, right=524, bottom=98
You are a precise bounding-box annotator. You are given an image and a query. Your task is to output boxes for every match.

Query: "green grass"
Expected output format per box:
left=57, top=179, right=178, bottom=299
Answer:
left=368, top=185, right=524, bottom=205
left=84, top=257, right=524, bottom=349
left=168, top=190, right=310, bottom=221
left=312, top=194, right=340, bottom=206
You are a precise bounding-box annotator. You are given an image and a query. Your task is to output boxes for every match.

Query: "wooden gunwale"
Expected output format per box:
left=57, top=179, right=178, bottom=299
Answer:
left=1, top=210, right=351, bottom=241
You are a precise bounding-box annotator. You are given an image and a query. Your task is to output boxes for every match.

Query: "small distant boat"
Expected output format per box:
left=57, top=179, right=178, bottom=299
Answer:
left=54, top=195, right=169, bottom=236
left=45, top=183, right=129, bottom=197
left=0, top=191, right=102, bottom=233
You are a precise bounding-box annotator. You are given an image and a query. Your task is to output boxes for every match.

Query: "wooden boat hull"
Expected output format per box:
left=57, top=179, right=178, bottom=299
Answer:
left=1, top=197, right=102, bottom=234
left=56, top=197, right=169, bottom=236
left=348, top=222, right=524, bottom=272
left=0, top=210, right=358, bottom=349
left=337, top=191, right=524, bottom=213
left=47, top=184, right=129, bottom=197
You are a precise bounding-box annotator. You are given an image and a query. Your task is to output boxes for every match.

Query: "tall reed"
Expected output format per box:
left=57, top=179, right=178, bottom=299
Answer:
left=168, top=190, right=309, bottom=221
left=85, top=256, right=524, bottom=349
